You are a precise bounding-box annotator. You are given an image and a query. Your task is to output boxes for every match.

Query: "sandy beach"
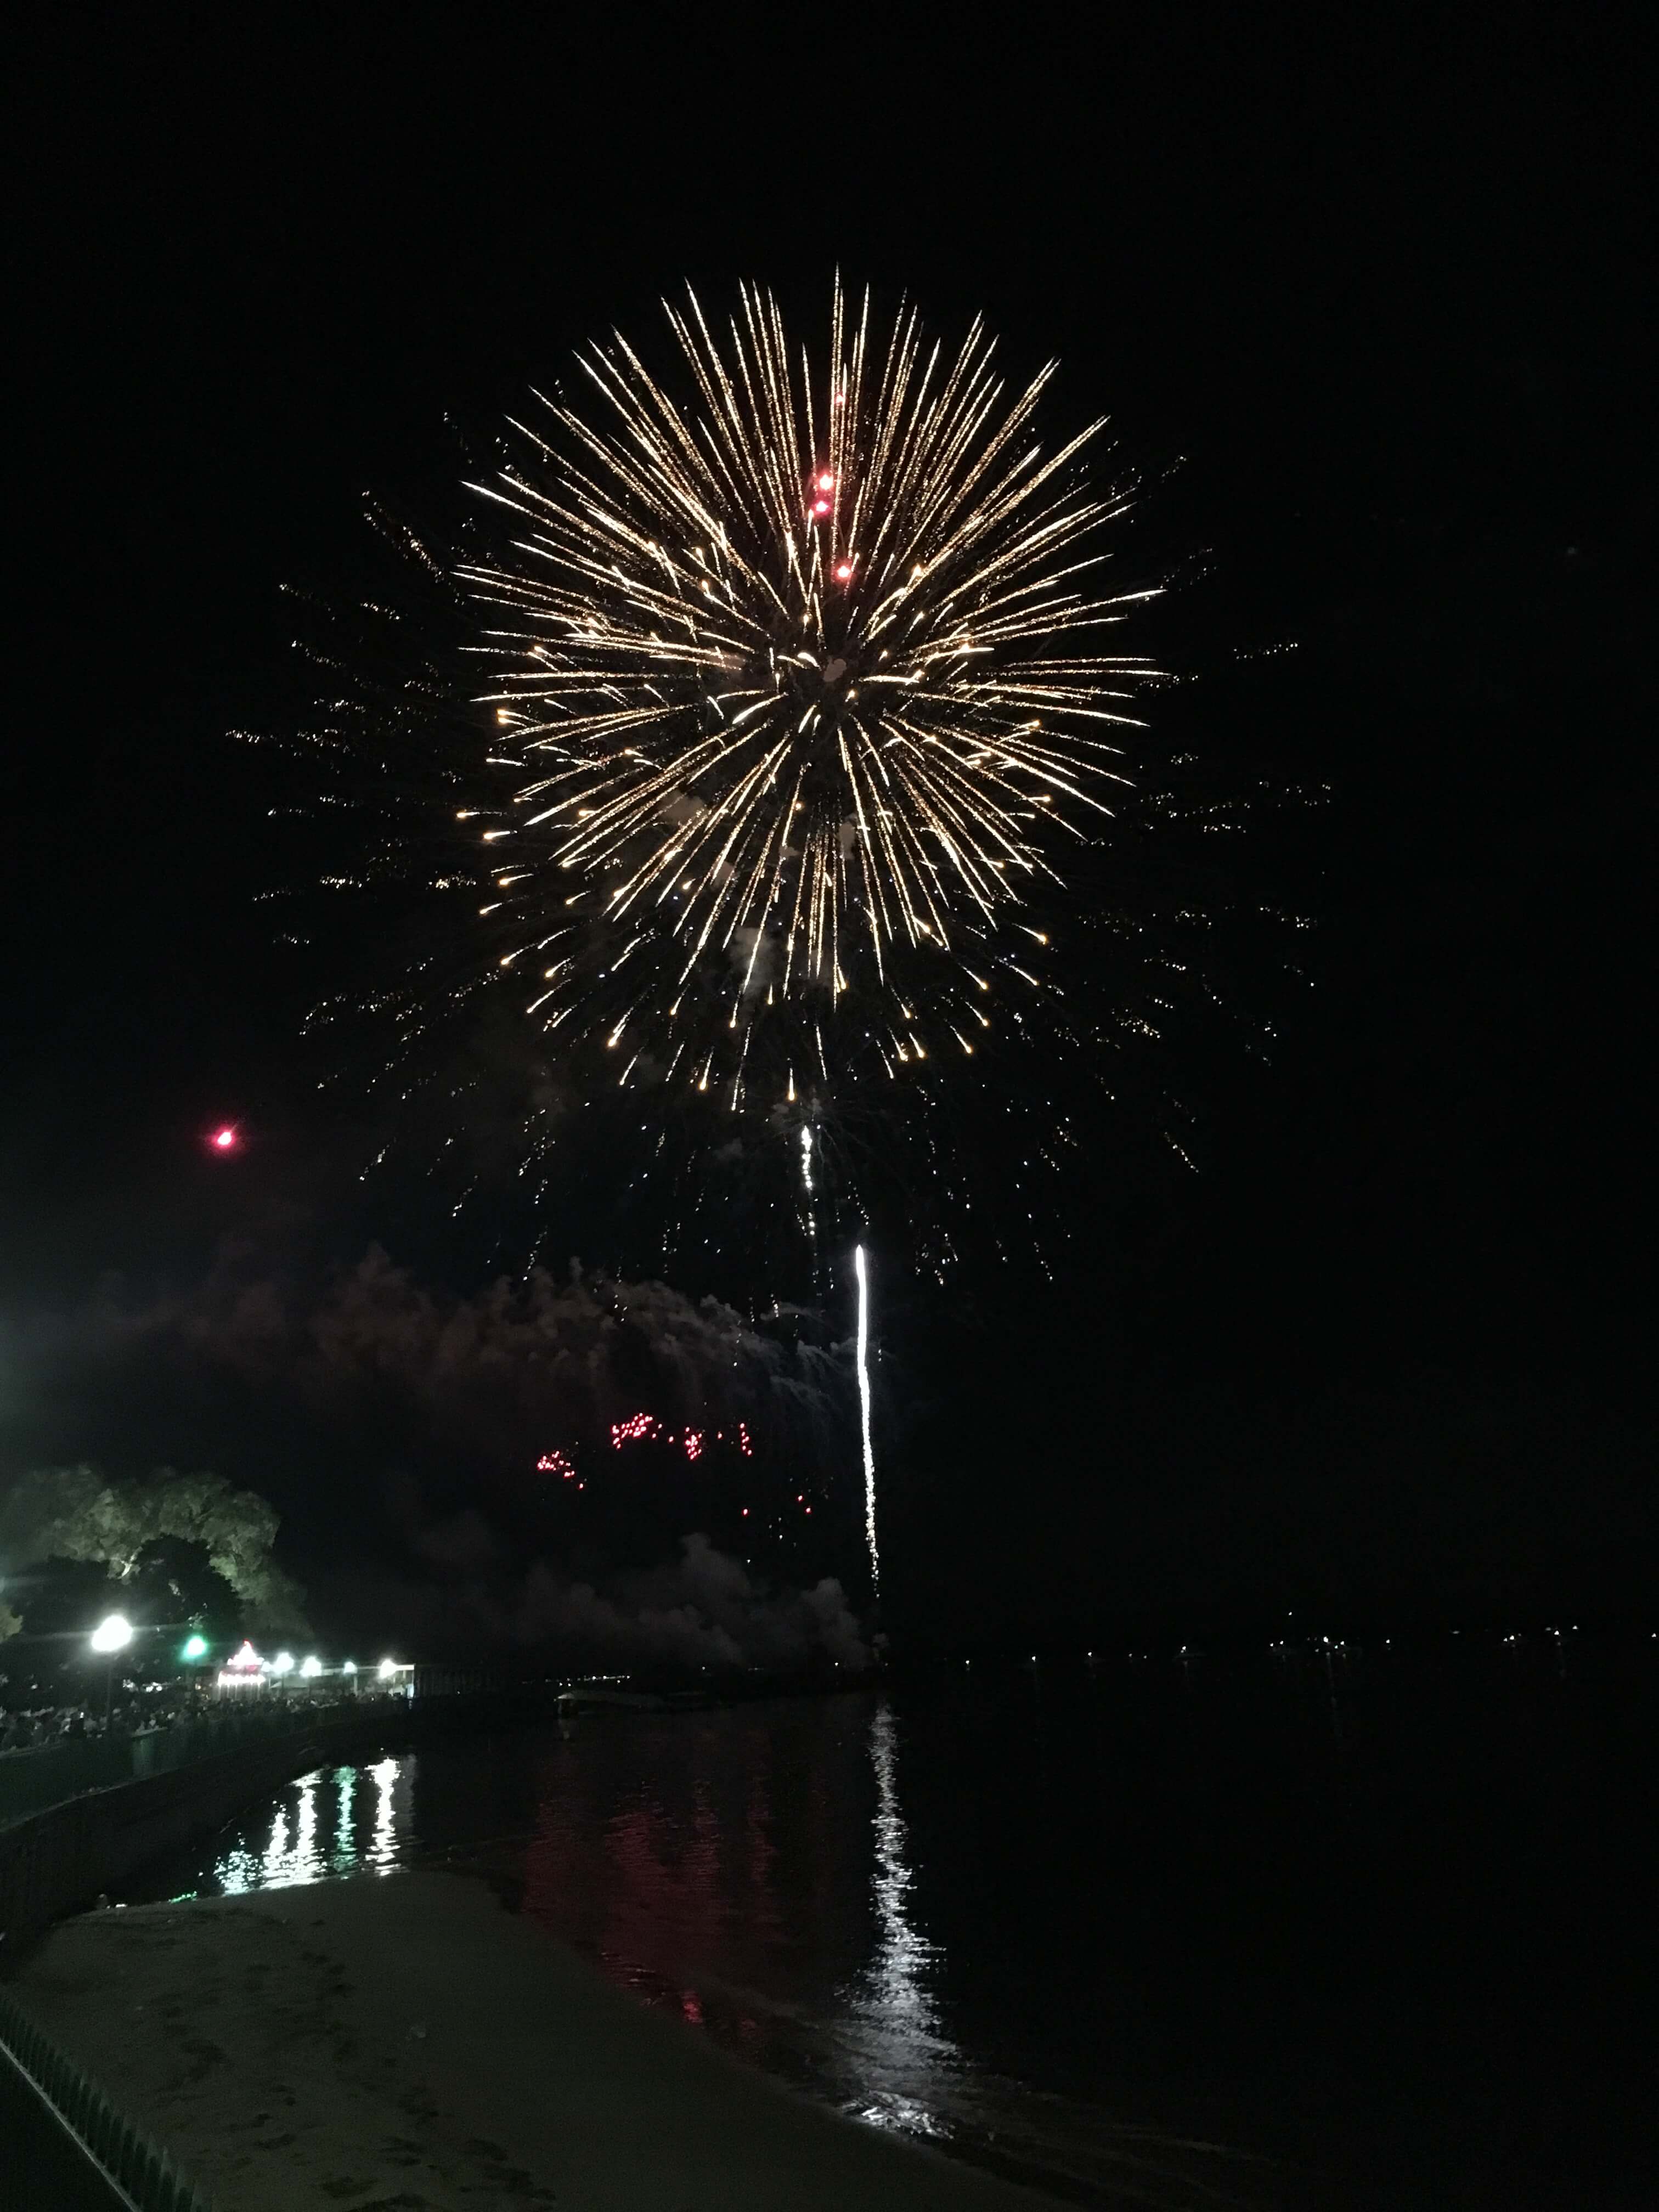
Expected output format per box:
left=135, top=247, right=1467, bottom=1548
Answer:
left=10, top=1870, right=1064, bottom=2210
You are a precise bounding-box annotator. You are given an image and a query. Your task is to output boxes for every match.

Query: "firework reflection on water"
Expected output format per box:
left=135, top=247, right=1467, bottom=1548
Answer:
left=157, top=1697, right=1270, bottom=2208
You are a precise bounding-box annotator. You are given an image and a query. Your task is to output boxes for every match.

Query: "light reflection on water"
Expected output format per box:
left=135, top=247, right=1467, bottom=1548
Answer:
left=156, top=1693, right=1329, bottom=2208
left=839, top=1701, right=963, bottom=2137
left=169, top=1699, right=1198, bottom=2205
left=136, top=1652, right=1659, bottom=2209
left=210, top=1757, right=409, bottom=1894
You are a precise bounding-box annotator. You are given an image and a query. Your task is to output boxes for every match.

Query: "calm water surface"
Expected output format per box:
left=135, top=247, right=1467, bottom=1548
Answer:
left=136, top=1646, right=1659, bottom=2209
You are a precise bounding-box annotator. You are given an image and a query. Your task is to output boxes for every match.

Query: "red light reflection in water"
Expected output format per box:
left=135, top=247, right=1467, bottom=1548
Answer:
left=432, top=1713, right=977, bottom=2159
left=514, top=1728, right=849, bottom=2054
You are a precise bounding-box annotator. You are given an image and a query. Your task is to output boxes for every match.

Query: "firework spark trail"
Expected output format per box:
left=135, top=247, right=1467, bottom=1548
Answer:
left=456, top=279, right=1159, bottom=1111
left=272, top=285, right=1311, bottom=1588
left=855, top=1241, right=879, bottom=1592
left=284, top=280, right=1306, bottom=1356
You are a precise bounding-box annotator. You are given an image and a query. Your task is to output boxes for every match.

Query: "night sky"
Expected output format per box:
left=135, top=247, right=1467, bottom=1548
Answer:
left=5, top=8, right=1652, bottom=1650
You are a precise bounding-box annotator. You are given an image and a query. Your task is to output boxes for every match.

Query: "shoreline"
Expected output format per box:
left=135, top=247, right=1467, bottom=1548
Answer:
left=9, top=1869, right=1063, bottom=2210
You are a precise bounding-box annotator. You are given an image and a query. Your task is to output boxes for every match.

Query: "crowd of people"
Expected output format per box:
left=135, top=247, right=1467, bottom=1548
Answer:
left=0, top=1690, right=202, bottom=1753
left=1, top=1675, right=395, bottom=1758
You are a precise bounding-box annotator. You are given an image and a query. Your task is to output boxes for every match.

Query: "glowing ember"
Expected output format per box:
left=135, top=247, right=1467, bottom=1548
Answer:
left=611, top=1410, right=661, bottom=1446
left=607, top=1410, right=752, bottom=1462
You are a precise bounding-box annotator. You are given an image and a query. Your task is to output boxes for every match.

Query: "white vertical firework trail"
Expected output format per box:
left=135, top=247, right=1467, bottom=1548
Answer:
left=855, top=1242, right=879, bottom=1592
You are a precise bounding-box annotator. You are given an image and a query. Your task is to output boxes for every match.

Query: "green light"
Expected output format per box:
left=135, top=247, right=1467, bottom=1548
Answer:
left=182, top=1634, right=208, bottom=1662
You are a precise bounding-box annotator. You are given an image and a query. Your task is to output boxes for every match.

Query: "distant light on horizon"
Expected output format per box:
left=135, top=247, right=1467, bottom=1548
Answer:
left=211, top=1125, right=238, bottom=1152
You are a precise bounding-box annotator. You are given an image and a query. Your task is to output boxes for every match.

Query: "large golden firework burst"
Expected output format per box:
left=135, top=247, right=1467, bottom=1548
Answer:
left=456, top=279, right=1159, bottom=1109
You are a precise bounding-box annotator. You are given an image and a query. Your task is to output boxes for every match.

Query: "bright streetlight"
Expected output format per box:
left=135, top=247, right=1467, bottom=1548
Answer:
left=376, top=1657, right=397, bottom=1681
left=272, top=1651, right=295, bottom=1676
left=90, top=1612, right=134, bottom=1723
left=182, top=1634, right=208, bottom=1662
left=300, top=1656, right=322, bottom=1679
left=342, top=1660, right=357, bottom=1676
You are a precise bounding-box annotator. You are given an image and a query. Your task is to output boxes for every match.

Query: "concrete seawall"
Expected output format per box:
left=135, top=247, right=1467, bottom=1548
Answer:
left=0, top=1680, right=699, bottom=1961
left=0, top=1689, right=575, bottom=2209
left=13, top=1875, right=1061, bottom=2210
left=1, top=1686, right=1070, bottom=2210
left=0, top=1709, right=406, bottom=1958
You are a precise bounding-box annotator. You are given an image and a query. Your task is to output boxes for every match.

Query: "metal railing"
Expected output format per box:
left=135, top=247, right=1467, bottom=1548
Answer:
left=0, top=1695, right=410, bottom=1829
left=0, top=1984, right=213, bottom=2211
